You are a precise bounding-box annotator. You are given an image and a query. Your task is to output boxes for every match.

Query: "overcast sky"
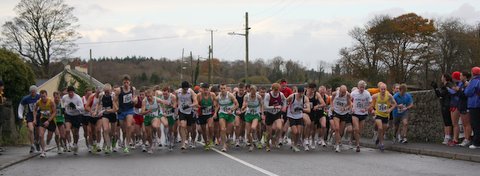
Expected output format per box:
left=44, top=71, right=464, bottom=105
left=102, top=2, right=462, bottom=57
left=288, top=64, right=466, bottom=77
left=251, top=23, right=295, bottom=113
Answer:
left=1, top=0, right=479, bottom=69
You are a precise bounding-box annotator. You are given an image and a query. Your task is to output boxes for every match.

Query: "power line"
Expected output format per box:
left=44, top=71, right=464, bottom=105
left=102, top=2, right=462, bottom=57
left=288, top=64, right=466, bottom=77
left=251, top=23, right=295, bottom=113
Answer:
left=76, top=33, right=207, bottom=45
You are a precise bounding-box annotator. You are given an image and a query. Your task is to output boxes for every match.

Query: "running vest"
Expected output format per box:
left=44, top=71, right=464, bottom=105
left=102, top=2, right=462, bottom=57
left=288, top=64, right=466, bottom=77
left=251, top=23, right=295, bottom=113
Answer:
left=101, top=93, right=114, bottom=115
left=267, top=92, right=283, bottom=114
left=145, top=97, right=160, bottom=117
left=199, top=93, right=214, bottom=116
left=218, top=93, right=234, bottom=114
left=55, top=101, right=64, bottom=123
left=307, top=92, right=319, bottom=112
left=134, top=96, right=143, bottom=115
left=351, top=90, right=371, bottom=115
left=287, top=94, right=305, bottom=119
left=82, top=95, right=92, bottom=116
left=236, top=92, right=245, bottom=111
left=36, top=98, right=53, bottom=119
left=333, top=92, right=349, bottom=115
left=177, top=89, right=193, bottom=114
left=159, top=94, right=175, bottom=117
left=375, top=93, right=391, bottom=118
left=245, top=93, right=261, bottom=115
left=118, top=86, right=134, bottom=111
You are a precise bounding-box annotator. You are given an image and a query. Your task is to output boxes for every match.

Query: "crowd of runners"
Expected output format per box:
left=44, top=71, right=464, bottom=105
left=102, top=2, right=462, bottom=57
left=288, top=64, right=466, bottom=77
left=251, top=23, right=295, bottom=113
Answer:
left=15, top=66, right=480, bottom=157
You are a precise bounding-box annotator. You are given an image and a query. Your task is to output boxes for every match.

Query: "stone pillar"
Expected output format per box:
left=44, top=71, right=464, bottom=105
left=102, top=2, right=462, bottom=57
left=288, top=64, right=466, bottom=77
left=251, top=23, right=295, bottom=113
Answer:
left=0, top=100, right=20, bottom=145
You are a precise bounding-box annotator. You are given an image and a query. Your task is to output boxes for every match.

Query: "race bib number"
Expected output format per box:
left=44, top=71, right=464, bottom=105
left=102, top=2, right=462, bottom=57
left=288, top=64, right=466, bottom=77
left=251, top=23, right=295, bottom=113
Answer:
left=202, top=106, right=213, bottom=115
left=336, top=101, right=345, bottom=107
left=123, top=93, right=132, bottom=104
left=248, top=108, right=258, bottom=115
left=164, top=108, right=174, bottom=116
left=309, top=102, right=313, bottom=110
left=40, top=110, right=50, bottom=118
left=28, top=103, right=35, bottom=113
left=378, top=104, right=388, bottom=112
left=356, top=102, right=364, bottom=109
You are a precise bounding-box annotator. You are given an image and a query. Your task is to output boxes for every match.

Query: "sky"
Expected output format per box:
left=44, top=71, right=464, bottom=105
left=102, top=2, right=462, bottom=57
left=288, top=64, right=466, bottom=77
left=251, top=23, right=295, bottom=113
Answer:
left=1, top=0, right=479, bottom=69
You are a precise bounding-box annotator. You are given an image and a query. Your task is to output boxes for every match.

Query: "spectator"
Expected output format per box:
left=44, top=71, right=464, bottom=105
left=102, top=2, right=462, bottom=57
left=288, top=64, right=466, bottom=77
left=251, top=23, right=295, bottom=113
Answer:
left=458, top=71, right=472, bottom=147
left=464, top=67, right=480, bottom=149
left=448, top=71, right=462, bottom=146
left=432, top=74, right=453, bottom=145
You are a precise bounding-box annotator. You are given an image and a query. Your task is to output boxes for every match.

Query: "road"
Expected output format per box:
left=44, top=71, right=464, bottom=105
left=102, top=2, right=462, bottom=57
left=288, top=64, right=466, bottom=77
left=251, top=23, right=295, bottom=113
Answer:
left=1, top=143, right=478, bottom=176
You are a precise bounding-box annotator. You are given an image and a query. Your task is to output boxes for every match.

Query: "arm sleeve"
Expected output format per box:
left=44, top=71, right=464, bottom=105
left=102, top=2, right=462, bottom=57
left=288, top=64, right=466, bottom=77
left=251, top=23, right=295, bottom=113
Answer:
left=264, top=94, right=274, bottom=109
left=75, top=96, right=85, bottom=111
left=18, top=103, right=25, bottom=119
left=464, top=79, right=479, bottom=97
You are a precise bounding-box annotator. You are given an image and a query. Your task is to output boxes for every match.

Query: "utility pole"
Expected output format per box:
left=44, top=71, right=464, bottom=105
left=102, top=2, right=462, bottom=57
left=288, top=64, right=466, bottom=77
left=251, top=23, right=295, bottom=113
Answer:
left=228, top=12, right=250, bottom=83
left=206, top=29, right=217, bottom=84
left=245, top=12, right=250, bottom=84
left=181, top=48, right=184, bottom=80
left=190, top=51, right=193, bottom=84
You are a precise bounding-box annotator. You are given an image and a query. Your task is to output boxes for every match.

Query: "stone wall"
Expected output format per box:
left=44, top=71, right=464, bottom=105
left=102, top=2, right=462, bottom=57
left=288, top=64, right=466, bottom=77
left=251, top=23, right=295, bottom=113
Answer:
left=0, top=101, right=20, bottom=145
left=361, top=90, right=444, bottom=143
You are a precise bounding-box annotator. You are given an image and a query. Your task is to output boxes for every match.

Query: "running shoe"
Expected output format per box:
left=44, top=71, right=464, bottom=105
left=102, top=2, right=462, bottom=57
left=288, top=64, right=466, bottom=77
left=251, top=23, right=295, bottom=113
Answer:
left=320, top=139, right=327, bottom=147
left=249, top=145, right=254, bottom=152
left=335, top=145, right=341, bottom=153
left=40, top=152, right=46, bottom=158
left=123, top=147, right=130, bottom=153
left=469, top=145, right=480, bottom=149
left=379, top=144, right=385, bottom=152
left=448, top=140, right=459, bottom=147
left=29, top=145, right=35, bottom=153
left=142, top=145, right=147, bottom=152
left=235, top=139, right=240, bottom=148
left=459, top=139, right=470, bottom=147
left=266, top=146, right=271, bottom=152
left=401, top=138, right=408, bottom=144
left=57, top=147, right=63, bottom=154
left=356, top=145, right=360, bottom=152
left=292, top=146, right=300, bottom=152
left=442, top=138, right=449, bottom=145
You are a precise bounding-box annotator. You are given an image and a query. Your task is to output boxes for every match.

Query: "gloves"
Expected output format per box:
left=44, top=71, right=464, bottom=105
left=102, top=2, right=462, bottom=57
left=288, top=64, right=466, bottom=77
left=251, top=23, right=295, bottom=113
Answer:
left=430, top=81, right=438, bottom=89
left=69, top=102, right=76, bottom=109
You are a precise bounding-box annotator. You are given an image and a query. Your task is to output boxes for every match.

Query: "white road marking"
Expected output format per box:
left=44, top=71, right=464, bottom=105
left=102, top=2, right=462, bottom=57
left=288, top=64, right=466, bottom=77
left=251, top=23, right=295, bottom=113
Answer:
left=198, top=142, right=279, bottom=176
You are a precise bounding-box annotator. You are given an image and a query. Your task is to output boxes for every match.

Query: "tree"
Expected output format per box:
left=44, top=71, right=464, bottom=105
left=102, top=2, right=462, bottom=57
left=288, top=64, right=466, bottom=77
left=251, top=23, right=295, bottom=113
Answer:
left=368, top=13, right=436, bottom=84
left=1, top=0, right=80, bottom=77
left=0, top=48, right=36, bottom=108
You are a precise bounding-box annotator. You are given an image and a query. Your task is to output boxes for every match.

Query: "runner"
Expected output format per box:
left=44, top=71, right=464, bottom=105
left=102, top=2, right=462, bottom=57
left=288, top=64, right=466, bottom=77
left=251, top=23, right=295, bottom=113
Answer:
left=133, top=89, right=146, bottom=150
left=393, top=84, right=414, bottom=144
left=32, top=90, right=57, bottom=157
left=330, top=85, right=352, bottom=152
left=158, top=86, right=178, bottom=151
left=351, top=81, right=372, bottom=152
left=210, top=85, right=221, bottom=146
left=53, top=91, right=67, bottom=153
left=141, top=89, right=164, bottom=154
left=263, top=83, right=287, bottom=151
left=257, top=86, right=267, bottom=149
left=305, top=83, right=326, bottom=150
left=176, top=81, right=198, bottom=150
left=216, top=84, right=239, bottom=152
left=81, top=88, right=94, bottom=152
left=18, top=85, right=41, bottom=153
left=279, top=79, right=293, bottom=145
left=241, top=85, right=264, bottom=152
left=286, top=86, right=310, bottom=152
left=197, top=83, right=217, bottom=150
left=116, top=75, right=137, bottom=153
left=317, top=86, right=330, bottom=147
left=95, top=83, right=118, bottom=154
left=234, top=83, right=247, bottom=147
left=85, top=87, right=103, bottom=153
left=370, top=83, right=397, bottom=152
left=62, top=86, right=85, bottom=155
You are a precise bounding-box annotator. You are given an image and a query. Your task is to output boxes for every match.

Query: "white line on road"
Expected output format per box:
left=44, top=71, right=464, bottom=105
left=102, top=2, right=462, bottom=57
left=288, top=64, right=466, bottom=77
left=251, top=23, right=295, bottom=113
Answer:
left=198, top=142, right=279, bottom=176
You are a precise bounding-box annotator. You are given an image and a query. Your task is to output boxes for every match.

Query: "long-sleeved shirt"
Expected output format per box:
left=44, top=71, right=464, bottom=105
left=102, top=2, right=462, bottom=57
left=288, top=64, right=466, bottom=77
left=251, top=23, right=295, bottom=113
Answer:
left=18, top=94, right=40, bottom=119
left=464, top=76, right=480, bottom=109
left=434, top=82, right=453, bottom=108
left=62, top=94, right=84, bottom=116
left=263, top=91, right=287, bottom=114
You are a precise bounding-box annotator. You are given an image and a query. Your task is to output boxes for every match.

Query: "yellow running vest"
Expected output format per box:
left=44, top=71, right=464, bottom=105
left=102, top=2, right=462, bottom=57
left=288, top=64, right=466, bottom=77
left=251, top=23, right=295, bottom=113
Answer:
left=375, top=93, right=391, bottom=118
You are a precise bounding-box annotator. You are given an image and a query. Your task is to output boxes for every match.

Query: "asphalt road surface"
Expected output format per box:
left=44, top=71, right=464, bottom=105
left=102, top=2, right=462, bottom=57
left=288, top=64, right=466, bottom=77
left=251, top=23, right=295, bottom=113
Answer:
left=1, top=143, right=478, bottom=176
